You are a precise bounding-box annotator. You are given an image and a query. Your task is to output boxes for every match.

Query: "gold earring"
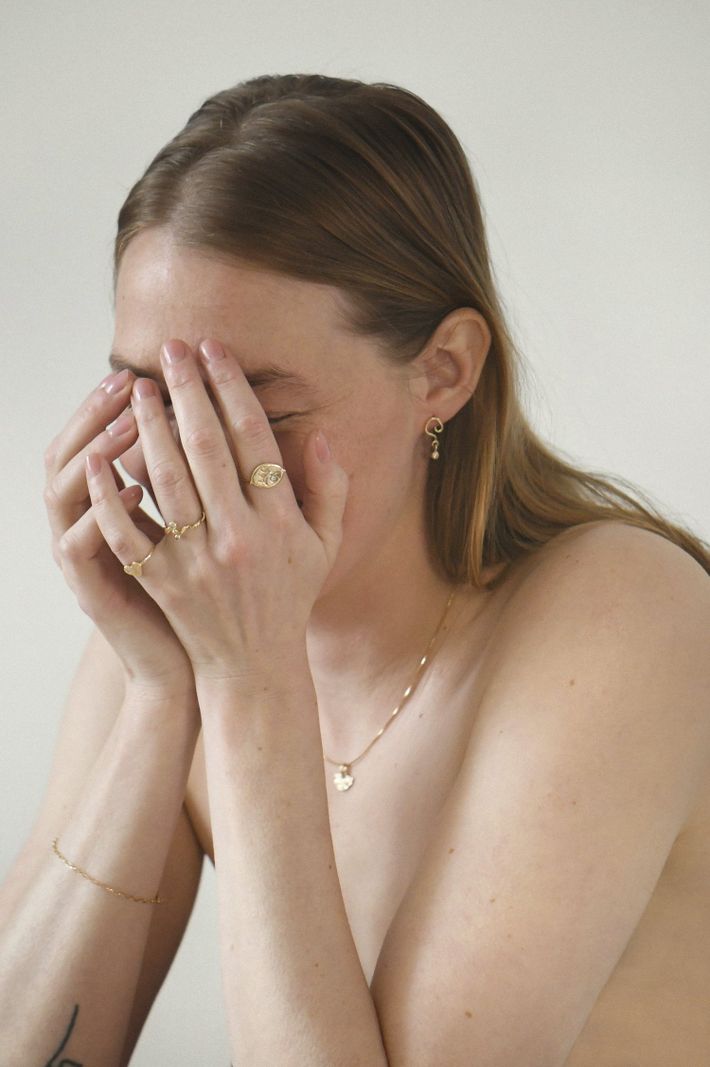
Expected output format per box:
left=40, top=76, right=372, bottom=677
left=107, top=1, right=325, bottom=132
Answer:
left=424, top=415, right=444, bottom=460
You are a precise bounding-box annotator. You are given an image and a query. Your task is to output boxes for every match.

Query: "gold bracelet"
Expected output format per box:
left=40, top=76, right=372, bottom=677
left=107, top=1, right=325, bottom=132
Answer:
left=52, top=838, right=165, bottom=905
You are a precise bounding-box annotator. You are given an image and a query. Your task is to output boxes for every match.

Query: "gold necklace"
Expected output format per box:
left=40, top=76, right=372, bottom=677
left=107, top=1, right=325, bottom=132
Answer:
left=323, top=586, right=459, bottom=791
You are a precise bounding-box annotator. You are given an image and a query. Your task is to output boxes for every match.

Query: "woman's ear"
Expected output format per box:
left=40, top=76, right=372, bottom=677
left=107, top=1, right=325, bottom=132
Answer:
left=408, top=307, right=491, bottom=422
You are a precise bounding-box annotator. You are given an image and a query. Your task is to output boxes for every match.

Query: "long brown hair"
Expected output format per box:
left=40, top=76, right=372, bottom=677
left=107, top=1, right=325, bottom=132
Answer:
left=114, top=72, right=709, bottom=589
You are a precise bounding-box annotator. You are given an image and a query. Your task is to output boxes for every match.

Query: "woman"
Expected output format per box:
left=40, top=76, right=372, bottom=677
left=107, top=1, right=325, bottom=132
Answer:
left=1, top=73, right=708, bottom=1066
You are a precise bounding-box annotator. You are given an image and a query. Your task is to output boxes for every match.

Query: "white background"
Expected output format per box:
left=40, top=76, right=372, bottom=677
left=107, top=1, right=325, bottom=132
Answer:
left=2, top=2, right=708, bottom=1063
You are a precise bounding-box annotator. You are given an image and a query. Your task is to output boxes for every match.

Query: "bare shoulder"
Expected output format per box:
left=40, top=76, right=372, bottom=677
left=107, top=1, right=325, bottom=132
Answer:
left=493, top=518, right=709, bottom=645
left=480, top=518, right=710, bottom=825
left=372, top=522, right=710, bottom=1063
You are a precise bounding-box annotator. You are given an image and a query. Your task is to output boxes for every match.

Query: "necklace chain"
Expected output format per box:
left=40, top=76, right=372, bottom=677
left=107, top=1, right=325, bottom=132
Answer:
left=323, top=586, right=459, bottom=791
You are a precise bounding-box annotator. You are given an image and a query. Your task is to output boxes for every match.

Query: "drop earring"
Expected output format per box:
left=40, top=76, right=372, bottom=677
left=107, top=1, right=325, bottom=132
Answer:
left=424, top=415, right=444, bottom=460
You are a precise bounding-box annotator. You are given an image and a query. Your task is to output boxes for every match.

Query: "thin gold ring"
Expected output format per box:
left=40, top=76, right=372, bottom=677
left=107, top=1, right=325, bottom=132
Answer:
left=123, top=549, right=154, bottom=578
left=163, top=510, right=207, bottom=540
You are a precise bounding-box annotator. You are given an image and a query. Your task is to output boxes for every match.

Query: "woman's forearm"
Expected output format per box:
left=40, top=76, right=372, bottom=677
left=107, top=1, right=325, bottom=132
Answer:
left=198, top=658, right=389, bottom=1067
left=0, top=687, right=201, bottom=1067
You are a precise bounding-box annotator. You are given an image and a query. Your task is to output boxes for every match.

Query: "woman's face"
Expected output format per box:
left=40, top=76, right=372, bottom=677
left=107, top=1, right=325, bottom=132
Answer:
left=111, top=227, right=429, bottom=594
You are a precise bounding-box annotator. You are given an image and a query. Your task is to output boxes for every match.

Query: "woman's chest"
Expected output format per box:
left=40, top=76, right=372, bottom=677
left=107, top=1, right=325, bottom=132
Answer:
left=183, top=605, right=710, bottom=1062
left=185, top=649, right=488, bottom=985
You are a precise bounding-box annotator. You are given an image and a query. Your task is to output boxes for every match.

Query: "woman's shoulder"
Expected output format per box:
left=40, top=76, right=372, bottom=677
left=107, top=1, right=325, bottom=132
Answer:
left=490, top=518, right=708, bottom=623
left=475, top=518, right=710, bottom=768
left=470, top=519, right=710, bottom=757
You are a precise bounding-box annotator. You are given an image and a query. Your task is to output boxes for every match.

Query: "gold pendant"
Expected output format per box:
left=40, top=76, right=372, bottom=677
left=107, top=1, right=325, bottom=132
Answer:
left=124, top=561, right=143, bottom=577
left=333, top=764, right=355, bottom=791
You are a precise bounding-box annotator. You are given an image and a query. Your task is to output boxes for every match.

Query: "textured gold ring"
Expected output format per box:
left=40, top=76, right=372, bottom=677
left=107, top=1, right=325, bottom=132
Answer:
left=163, top=510, right=207, bottom=540
left=249, top=463, right=286, bottom=488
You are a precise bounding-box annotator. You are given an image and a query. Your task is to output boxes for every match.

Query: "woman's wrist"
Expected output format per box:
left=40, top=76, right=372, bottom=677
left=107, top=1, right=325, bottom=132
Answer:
left=121, top=676, right=201, bottom=730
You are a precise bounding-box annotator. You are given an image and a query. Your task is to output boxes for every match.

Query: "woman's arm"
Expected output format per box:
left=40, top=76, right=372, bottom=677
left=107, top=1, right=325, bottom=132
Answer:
left=198, top=654, right=389, bottom=1067
left=0, top=681, right=201, bottom=1066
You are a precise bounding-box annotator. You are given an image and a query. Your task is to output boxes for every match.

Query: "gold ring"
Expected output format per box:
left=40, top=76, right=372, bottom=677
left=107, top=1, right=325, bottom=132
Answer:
left=249, top=463, right=286, bottom=488
left=123, top=548, right=154, bottom=578
left=163, top=510, right=207, bottom=540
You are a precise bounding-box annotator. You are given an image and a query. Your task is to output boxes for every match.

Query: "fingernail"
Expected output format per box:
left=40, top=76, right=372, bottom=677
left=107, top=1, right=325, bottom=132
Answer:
left=161, top=340, right=187, bottom=365
left=315, top=429, right=331, bottom=462
left=101, top=369, right=132, bottom=395
left=85, top=453, right=102, bottom=476
left=134, top=378, right=157, bottom=400
left=106, top=410, right=135, bottom=436
left=199, top=339, right=225, bottom=362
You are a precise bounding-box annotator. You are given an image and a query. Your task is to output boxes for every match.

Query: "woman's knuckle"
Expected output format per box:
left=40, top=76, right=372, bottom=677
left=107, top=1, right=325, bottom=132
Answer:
left=215, top=531, right=248, bottom=566
left=43, top=480, right=61, bottom=510
left=234, top=411, right=269, bottom=439
left=112, top=532, right=133, bottom=559
left=150, top=459, right=183, bottom=491
left=57, top=530, right=78, bottom=560
left=43, top=440, right=58, bottom=469
left=184, top=425, right=220, bottom=457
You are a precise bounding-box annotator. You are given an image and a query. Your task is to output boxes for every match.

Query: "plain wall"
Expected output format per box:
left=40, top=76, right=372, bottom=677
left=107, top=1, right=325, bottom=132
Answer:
left=2, top=1, right=708, bottom=1063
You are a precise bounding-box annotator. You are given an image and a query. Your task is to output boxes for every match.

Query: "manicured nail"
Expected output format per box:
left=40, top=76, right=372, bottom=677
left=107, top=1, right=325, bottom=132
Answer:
left=133, top=378, right=157, bottom=400
left=86, top=453, right=102, bottom=476
left=100, top=369, right=132, bottom=395
left=199, top=339, right=225, bottom=362
left=106, top=410, right=135, bottom=436
left=161, top=340, right=187, bottom=365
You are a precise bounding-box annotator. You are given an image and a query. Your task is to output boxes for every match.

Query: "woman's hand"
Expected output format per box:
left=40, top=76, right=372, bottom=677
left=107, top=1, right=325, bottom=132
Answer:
left=84, top=338, right=349, bottom=686
left=44, top=368, right=196, bottom=695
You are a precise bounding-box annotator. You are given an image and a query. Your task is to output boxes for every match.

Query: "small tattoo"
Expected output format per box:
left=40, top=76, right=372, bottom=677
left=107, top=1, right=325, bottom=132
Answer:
left=44, top=1003, right=83, bottom=1066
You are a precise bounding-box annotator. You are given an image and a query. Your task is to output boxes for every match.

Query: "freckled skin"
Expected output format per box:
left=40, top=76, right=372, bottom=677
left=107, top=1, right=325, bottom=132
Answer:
left=112, top=226, right=427, bottom=602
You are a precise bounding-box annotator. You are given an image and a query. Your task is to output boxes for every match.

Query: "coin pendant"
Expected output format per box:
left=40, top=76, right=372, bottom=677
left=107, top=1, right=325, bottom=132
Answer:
left=333, top=765, right=355, bottom=791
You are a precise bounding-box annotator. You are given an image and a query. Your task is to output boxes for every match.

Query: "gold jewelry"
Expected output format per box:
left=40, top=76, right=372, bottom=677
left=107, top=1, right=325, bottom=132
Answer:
left=164, top=509, right=207, bottom=540
left=51, top=837, right=165, bottom=905
left=323, top=586, right=458, bottom=791
left=424, top=415, right=444, bottom=460
left=249, top=462, right=287, bottom=488
left=123, top=548, right=155, bottom=578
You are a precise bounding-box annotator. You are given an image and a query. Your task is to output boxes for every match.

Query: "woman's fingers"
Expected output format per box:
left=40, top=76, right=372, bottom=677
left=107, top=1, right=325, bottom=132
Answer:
left=55, top=483, right=144, bottom=583
left=45, top=369, right=136, bottom=477
left=132, top=343, right=241, bottom=531
left=84, top=454, right=156, bottom=570
left=44, top=409, right=140, bottom=542
left=195, top=339, right=296, bottom=515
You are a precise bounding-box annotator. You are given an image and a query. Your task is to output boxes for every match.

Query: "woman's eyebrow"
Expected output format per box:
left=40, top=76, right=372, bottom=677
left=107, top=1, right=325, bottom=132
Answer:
left=108, top=352, right=312, bottom=394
